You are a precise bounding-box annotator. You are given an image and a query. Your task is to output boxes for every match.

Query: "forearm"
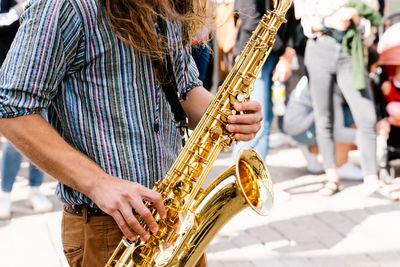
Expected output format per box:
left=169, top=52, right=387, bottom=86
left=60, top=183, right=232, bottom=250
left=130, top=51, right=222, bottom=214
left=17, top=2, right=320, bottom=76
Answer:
left=181, top=86, right=214, bottom=129
left=0, top=114, right=106, bottom=198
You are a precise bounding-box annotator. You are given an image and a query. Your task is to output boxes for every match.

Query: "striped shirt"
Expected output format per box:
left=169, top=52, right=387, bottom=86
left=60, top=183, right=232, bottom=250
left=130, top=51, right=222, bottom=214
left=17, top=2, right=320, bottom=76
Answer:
left=0, top=0, right=201, bottom=206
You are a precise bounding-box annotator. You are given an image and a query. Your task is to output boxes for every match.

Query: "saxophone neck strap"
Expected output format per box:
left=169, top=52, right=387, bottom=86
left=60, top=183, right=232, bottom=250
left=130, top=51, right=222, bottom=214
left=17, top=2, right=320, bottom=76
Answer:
left=156, top=16, right=189, bottom=145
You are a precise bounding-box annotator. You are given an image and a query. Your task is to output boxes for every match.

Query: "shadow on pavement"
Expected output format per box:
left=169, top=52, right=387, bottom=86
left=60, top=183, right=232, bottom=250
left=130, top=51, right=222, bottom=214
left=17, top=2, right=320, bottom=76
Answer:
left=208, top=203, right=399, bottom=253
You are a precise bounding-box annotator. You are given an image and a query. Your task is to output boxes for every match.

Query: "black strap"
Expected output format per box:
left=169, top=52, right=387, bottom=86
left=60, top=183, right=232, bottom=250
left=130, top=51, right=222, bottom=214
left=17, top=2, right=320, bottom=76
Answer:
left=156, top=17, right=189, bottom=145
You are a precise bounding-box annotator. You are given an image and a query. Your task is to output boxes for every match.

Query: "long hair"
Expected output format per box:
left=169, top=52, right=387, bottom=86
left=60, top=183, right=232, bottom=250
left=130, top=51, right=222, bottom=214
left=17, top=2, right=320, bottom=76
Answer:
left=102, top=0, right=208, bottom=64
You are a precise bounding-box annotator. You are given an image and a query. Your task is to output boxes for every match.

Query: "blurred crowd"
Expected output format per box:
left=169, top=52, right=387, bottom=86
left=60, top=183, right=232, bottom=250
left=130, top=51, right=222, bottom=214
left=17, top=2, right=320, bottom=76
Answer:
left=192, top=0, right=399, bottom=199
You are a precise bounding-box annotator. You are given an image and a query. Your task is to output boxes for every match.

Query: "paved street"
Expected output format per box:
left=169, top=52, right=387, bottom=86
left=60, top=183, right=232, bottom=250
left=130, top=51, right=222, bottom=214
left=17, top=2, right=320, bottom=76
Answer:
left=0, top=143, right=399, bottom=267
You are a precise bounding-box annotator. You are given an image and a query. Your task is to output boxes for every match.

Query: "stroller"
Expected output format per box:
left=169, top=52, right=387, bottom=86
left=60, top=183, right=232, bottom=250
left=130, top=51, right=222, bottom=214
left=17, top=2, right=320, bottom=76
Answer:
left=370, top=12, right=400, bottom=183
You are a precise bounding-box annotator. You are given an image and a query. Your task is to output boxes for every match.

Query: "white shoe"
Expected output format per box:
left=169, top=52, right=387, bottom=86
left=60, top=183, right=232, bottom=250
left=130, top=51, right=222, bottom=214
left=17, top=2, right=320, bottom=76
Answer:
left=337, top=162, right=363, bottom=181
left=27, top=187, right=53, bottom=213
left=0, top=191, right=11, bottom=220
left=298, top=145, right=324, bottom=174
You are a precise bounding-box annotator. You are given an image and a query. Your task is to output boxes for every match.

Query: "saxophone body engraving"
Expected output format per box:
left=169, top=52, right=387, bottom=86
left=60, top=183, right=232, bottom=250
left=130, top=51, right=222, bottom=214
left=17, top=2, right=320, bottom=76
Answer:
left=106, top=1, right=291, bottom=266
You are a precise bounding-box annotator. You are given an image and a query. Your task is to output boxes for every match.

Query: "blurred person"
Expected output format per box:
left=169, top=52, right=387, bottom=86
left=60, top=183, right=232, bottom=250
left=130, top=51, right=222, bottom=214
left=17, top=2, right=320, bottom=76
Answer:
left=0, top=140, right=53, bottom=219
left=0, top=0, right=23, bottom=63
left=296, top=0, right=388, bottom=197
left=378, top=0, right=386, bottom=16
left=232, top=0, right=297, bottom=162
left=376, top=23, right=400, bottom=128
left=0, top=0, right=263, bottom=266
left=0, top=0, right=52, bottom=220
left=284, top=76, right=363, bottom=180
left=379, top=66, right=400, bottom=127
left=192, top=28, right=213, bottom=90
left=191, top=0, right=215, bottom=90
left=373, top=22, right=400, bottom=181
left=215, top=0, right=238, bottom=84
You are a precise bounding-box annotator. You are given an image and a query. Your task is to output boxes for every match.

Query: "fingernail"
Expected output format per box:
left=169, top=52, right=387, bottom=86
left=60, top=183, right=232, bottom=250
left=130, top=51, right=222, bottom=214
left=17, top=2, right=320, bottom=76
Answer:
left=161, top=213, right=166, bottom=219
left=150, top=224, right=159, bottom=233
left=143, top=234, right=149, bottom=240
left=235, top=104, right=242, bottom=110
left=228, top=116, right=236, bottom=123
left=229, top=125, right=236, bottom=131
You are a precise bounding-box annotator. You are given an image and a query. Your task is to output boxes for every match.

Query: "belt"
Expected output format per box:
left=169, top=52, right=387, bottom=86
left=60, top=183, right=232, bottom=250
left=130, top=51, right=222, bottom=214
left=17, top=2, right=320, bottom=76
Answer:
left=63, top=203, right=108, bottom=217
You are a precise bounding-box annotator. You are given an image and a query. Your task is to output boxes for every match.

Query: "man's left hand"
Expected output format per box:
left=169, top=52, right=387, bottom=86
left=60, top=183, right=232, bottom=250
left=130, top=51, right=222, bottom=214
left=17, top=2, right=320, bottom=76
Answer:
left=226, top=100, right=263, bottom=141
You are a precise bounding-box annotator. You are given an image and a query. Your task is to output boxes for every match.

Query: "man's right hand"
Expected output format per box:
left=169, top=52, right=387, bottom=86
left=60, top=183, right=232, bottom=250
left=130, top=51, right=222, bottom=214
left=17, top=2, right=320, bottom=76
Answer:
left=90, top=175, right=166, bottom=241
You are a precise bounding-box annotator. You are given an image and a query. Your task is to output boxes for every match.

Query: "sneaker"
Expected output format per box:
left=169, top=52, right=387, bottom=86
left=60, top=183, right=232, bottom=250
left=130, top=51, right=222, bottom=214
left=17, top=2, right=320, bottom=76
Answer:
left=27, top=187, right=53, bottom=213
left=0, top=191, right=11, bottom=220
left=298, top=145, right=324, bottom=174
left=337, top=162, right=363, bottom=181
left=362, top=180, right=384, bottom=197
left=363, top=181, right=399, bottom=201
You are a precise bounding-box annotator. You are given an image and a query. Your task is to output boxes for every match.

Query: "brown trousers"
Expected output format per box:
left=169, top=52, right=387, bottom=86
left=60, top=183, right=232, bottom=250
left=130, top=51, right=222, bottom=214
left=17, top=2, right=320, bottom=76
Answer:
left=62, top=210, right=207, bottom=267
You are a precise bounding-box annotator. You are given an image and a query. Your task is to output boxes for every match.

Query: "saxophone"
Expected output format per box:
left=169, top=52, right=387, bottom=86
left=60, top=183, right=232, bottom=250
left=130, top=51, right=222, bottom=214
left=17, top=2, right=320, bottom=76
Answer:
left=107, top=1, right=291, bottom=266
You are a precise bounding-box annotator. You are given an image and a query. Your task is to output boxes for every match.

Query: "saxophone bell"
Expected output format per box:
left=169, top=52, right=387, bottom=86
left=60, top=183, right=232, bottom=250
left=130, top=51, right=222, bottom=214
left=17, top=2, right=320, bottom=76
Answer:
left=235, top=147, right=274, bottom=216
left=155, top=147, right=273, bottom=267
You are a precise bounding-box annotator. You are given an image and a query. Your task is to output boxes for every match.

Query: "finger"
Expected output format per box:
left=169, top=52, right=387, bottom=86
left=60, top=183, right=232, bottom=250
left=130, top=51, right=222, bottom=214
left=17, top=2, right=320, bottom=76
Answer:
left=233, top=101, right=262, bottom=113
left=272, top=70, right=278, bottom=82
left=111, top=211, right=137, bottom=241
left=233, top=133, right=257, bottom=141
left=140, top=187, right=166, bottom=219
left=281, top=70, right=291, bottom=82
left=120, top=203, right=150, bottom=240
left=130, top=197, right=159, bottom=234
left=226, top=123, right=261, bottom=135
left=228, top=113, right=263, bottom=125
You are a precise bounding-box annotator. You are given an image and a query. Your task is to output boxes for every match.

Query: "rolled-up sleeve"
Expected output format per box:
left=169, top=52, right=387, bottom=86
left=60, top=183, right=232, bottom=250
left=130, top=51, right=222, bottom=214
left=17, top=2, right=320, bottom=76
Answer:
left=0, top=0, right=83, bottom=118
left=168, top=21, right=202, bottom=96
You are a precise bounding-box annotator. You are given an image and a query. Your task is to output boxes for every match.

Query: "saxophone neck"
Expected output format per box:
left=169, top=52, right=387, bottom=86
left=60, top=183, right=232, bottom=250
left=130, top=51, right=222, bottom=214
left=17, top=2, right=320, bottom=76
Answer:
left=274, top=0, right=292, bottom=13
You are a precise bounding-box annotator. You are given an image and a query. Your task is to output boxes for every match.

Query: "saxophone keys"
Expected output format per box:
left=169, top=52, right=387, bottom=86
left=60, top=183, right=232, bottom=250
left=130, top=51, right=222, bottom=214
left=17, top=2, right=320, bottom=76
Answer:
left=155, top=221, right=169, bottom=239
left=188, top=162, right=203, bottom=178
left=172, top=180, right=193, bottom=198
left=229, top=91, right=248, bottom=106
left=131, top=245, right=147, bottom=265
left=164, top=198, right=180, bottom=218
left=209, top=126, right=223, bottom=140
left=220, top=109, right=232, bottom=123
left=237, top=93, right=245, bottom=102
left=221, top=136, right=234, bottom=152
left=241, top=75, right=251, bottom=86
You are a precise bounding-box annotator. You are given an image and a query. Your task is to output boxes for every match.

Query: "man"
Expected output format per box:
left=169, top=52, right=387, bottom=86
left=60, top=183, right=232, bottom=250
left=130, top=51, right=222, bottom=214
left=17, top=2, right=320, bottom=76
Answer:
left=0, top=0, right=263, bottom=266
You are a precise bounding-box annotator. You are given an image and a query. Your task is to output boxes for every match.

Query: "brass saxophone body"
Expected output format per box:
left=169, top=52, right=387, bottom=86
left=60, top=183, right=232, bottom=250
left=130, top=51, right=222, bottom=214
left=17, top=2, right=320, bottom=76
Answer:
left=107, top=1, right=291, bottom=266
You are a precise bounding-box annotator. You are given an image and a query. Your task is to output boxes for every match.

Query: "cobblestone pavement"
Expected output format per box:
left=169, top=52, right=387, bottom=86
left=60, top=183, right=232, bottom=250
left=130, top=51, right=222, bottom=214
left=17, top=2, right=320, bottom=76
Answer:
left=0, top=145, right=399, bottom=267
left=205, top=148, right=400, bottom=267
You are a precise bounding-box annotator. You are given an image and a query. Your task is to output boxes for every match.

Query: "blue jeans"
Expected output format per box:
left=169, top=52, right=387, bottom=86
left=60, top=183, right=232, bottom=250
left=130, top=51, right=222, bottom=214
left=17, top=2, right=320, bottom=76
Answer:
left=192, top=41, right=212, bottom=84
left=232, top=52, right=278, bottom=163
left=1, top=141, right=44, bottom=192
